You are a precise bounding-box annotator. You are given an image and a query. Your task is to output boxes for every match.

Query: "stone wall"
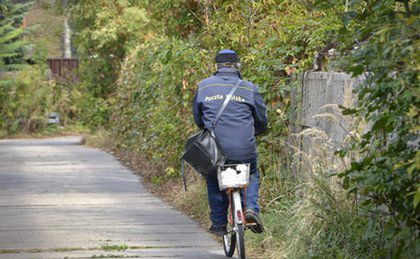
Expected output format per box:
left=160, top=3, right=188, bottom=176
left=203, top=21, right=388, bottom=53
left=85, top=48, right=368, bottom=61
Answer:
left=302, top=72, right=364, bottom=145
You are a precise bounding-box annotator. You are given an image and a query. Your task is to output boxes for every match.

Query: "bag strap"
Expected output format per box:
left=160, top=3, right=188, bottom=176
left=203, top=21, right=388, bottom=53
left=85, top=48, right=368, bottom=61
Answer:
left=211, top=79, right=241, bottom=129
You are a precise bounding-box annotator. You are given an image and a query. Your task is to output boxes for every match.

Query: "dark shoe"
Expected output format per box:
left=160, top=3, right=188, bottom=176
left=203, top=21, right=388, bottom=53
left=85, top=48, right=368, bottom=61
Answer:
left=245, top=209, right=264, bottom=234
left=209, top=224, right=227, bottom=237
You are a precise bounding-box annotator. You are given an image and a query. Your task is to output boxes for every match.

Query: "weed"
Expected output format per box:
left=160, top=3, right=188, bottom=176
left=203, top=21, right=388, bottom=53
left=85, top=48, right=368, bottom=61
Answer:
left=100, top=244, right=128, bottom=251
left=92, top=254, right=125, bottom=258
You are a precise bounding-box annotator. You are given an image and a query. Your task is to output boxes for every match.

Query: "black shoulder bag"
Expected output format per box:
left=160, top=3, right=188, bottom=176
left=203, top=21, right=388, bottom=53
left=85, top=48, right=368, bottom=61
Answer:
left=180, top=79, right=241, bottom=191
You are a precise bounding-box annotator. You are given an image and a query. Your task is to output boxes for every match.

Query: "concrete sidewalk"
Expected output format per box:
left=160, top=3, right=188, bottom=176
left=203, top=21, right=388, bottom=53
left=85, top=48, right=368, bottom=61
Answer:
left=0, top=136, right=224, bottom=258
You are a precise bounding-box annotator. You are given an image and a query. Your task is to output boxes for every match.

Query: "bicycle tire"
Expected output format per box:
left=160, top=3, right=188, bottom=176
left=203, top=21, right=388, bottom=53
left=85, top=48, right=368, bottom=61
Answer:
left=222, top=224, right=236, bottom=257
left=236, top=223, right=245, bottom=259
left=232, top=191, right=246, bottom=259
left=223, top=191, right=236, bottom=257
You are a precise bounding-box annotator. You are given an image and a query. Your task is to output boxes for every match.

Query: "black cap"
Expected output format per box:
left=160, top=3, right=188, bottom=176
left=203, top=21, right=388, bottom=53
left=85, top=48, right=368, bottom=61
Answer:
left=215, top=49, right=239, bottom=63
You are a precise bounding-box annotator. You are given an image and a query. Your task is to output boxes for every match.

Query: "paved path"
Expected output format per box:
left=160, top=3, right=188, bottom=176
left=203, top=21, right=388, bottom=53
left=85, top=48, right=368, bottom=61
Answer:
left=0, top=137, right=224, bottom=258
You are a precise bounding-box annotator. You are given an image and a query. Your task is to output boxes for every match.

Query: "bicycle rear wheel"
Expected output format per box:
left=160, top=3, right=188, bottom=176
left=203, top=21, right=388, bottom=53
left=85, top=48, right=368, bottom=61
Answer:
left=223, top=190, right=236, bottom=257
left=232, top=191, right=246, bottom=259
left=235, top=223, right=245, bottom=259
left=222, top=223, right=236, bottom=257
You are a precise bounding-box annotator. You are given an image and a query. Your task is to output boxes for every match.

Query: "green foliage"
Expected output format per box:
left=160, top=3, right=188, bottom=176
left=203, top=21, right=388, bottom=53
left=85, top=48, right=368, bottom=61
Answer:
left=0, top=0, right=33, bottom=135
left=105, top=0, right=337, bottom=184
left=0, top=65, right=84, bottom=135
left=0, top=0, right=32, bottom=71
left=0, top=1, right=83, bottom=136
left=25, top=0, right=66, bottom=58
left=71, top=1, right=366, bottom=258
left=100, top=244, right=128, bottom=251
left=70, top=0, right=419, bottom=257
left=0, top=66, right=51, bottom=134
left=67, top=0, right=150, bottom=127
left=111, top=36, right=211, bottom=167
left=320, top=0, right=419, bottom=256
left=103, top=1, right=370, bottom=257
left=70, top=0, right=148, bottom=98
left=247, top=131, right=382, bottom=258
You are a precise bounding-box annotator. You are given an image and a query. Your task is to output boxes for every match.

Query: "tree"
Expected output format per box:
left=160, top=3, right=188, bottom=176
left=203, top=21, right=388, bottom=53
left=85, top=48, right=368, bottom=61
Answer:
left=0, top=0, right=31, bottom=71
left=69, top=0, right=148, bottom=98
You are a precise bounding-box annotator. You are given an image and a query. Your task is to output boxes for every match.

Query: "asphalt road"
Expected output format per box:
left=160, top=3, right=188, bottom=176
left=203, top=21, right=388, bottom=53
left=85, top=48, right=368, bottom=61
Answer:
left=0, top=136, right=224, bottom=258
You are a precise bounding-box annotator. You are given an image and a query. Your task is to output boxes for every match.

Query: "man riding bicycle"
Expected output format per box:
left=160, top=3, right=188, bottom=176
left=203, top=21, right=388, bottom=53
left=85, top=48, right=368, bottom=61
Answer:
left=192, top=49, right=268, bottom=236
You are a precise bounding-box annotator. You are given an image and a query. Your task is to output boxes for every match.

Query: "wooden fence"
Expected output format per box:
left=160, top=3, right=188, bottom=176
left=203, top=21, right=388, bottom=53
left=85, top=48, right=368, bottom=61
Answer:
left=46, top=58, right=79, bottom=81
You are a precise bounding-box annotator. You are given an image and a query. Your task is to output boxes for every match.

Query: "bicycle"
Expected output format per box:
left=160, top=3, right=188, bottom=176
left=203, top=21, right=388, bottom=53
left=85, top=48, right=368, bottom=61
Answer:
left=217, top=163, right=255, bottom=259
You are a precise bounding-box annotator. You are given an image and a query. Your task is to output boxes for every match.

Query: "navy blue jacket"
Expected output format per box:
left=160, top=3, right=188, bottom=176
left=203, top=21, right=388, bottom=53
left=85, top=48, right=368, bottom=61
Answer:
left=192, top=67, right=268, bottom=161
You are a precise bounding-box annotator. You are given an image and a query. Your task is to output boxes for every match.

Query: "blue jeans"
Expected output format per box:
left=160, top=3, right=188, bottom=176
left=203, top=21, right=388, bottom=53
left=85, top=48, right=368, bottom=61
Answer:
left=206, top=156, right=260, bottom=227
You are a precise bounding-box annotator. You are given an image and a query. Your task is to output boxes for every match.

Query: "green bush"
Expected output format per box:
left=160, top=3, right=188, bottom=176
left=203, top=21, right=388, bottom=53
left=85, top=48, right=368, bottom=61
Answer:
left=110, top=36, right=210, bottom=171
left=0, top=0, right=84, bottom=135
left=0, top=66, right=52, bottom=134
left=319, top=1, right=419, bottom=255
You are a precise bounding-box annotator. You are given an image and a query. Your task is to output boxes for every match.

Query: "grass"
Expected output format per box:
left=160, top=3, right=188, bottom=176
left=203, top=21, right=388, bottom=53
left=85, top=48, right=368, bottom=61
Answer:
left=91, top=255, right=126, bottom=258
left=0, top=247, right=85, bottom=254
left=2, top=123, right=90, bottom=139
left=100, top=244, right=128, bottom=251
left=0, top=244, right=180, bottom=255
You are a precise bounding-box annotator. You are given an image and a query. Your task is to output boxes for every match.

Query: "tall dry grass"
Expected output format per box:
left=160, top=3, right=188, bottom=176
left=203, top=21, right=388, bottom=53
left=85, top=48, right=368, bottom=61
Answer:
left=245, top=109, right=378, bottom=258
